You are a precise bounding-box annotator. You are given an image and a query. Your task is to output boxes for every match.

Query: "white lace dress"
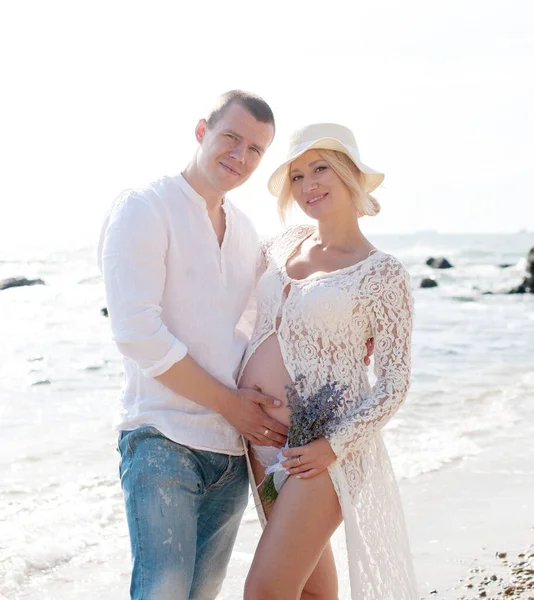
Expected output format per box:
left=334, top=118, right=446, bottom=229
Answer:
left=239, top=224, right=419, bottom=600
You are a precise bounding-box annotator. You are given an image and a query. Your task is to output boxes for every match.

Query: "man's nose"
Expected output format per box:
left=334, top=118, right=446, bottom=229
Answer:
left=229, top=142, right=246, bottom=163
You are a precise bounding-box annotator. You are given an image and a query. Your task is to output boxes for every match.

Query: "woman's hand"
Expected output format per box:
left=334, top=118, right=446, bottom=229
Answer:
left=281, top=437, right=337, bottom=479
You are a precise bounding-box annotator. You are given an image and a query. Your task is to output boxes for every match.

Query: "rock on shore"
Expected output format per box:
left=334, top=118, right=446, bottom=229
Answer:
left=508, top=247, right=534, bottom=294
left=421, top=277, right=439, bottom=288
left=426, top=257, right=454, bottom=269
left=0, top=277, right=45, bottom=291
left=425, top=544, right=534, bottom=599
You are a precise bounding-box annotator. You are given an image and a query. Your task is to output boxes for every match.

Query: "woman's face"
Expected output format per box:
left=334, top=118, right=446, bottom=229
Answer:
left=289, top=150, right=353, bottom=221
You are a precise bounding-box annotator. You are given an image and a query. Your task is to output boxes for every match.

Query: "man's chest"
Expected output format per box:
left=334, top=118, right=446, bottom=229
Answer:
left=165, top=217, right=257, bottom=297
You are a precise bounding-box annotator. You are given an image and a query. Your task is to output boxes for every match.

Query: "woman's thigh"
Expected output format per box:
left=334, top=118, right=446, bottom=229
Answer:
left=245, top=469, right=342, bottom=600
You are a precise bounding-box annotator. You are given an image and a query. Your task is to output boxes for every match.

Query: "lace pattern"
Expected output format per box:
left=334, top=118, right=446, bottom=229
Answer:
left=242, top=224, right=418, bottom=599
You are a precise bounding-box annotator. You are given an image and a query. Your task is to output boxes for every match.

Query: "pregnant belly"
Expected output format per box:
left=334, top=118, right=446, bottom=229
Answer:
left=238, top=334, right=293, bottom=427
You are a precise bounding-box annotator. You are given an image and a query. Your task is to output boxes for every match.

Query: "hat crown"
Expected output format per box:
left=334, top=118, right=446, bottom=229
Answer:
left=288, top=123, right=358, bottom=154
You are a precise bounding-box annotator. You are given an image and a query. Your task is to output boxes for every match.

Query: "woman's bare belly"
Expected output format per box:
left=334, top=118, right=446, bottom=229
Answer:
left=238, top=334, right=293, bottom=427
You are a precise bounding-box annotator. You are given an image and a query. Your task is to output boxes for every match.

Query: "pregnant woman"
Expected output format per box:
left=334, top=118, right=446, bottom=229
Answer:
left=238, top=123, right=419, bottom=600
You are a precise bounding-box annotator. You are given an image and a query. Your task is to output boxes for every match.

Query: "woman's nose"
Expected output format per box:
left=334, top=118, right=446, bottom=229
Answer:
left=302, top=178, right=318, bottom=193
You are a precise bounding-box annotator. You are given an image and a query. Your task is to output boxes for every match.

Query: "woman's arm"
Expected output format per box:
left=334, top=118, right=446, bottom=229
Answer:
left=282, top=258, right=411, bottom=477
left=326, top=257, right=414, bottom=458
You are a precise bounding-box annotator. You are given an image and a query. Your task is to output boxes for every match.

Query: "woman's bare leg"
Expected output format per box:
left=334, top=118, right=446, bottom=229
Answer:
left=245, top=463, right=342, bottom=600
left=299, top=544, right=338, bottom=600
left=249, top=451, right=338, bottom=599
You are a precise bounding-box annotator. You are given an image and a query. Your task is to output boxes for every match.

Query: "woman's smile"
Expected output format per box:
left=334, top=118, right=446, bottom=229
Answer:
left=305, top=192, right=329, bottom=206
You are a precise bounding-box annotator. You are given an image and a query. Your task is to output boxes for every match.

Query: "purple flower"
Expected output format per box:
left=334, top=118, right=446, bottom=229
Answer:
left=259, top=375, right=347, bottom=504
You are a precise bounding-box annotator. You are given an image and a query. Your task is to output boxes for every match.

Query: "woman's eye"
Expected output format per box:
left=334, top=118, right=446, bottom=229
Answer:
left=291, top=175, right=302, bottom=182
left=315, top=165, right=327, bottom=173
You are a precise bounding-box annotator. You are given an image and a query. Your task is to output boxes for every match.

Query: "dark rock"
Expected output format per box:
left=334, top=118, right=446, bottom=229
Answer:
left=508, top=281, right=532, bottom=294
left=0, top=277, right=45, bottom=291
left=507, top=247, right=534, bottom=294
left=101, top=307, right=109, bottom=317
left=426, top=256, right=454, bottom=269
left=499, top=263, right=514, bottom=269
left=421, top=277, right=439, bottom=288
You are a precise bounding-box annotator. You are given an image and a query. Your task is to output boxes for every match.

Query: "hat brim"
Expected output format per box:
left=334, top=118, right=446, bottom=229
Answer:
left=267, top=137, right=384, bottom=197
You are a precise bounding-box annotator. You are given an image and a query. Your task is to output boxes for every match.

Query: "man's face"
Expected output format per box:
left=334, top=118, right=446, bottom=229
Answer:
left=195, top=103, right=275, bottom=194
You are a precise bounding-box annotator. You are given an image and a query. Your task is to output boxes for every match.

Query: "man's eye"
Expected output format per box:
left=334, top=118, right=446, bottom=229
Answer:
left=226, top=134, right=237, bottom=140
left=250, top=147, right=260, bottom=155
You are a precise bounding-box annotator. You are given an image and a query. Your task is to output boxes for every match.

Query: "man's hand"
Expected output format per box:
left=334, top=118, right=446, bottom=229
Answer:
left=281, top=437, right=336, bottom=479
left=364, top=337, right=374, bottom=366
left=220, top=389, right=288, bottom=448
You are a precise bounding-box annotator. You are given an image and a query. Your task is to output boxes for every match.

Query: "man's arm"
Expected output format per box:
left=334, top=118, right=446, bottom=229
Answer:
left=99, top=191, right=287, bottom=447
left=155, top=356, right=287, bottom=447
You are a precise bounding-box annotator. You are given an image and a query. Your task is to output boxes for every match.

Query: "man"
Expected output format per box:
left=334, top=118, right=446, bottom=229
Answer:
left=98, top=90, right=286, bottom=600
left=98, top=91, right=373, bottom=599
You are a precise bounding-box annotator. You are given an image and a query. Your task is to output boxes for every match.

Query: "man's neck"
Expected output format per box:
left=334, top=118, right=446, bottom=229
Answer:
left=182, top=163, right=224, bottom=212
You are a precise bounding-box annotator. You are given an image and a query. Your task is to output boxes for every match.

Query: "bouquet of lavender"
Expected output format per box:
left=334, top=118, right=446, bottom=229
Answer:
left=259, top=374, right=347, bottom=504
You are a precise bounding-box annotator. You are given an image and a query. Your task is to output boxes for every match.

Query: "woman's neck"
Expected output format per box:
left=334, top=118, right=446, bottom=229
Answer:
left=314, top=215, right=368, bottom=253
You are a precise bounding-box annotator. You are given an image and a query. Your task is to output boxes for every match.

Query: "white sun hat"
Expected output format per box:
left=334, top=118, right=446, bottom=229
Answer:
left=267, top=123, right=384, bottom=197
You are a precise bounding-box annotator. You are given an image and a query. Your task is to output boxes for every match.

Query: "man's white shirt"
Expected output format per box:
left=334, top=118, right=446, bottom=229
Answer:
left=97, top=174, right=259, bottom=455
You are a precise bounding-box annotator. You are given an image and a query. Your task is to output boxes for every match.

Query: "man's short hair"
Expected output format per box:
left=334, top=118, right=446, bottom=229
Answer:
left=206, top=90, right=275, bottom=133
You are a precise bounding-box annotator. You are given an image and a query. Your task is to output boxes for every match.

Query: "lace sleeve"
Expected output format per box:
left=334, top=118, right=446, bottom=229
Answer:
left=327, top=258, right=414, bottom=458
left=256, top=236, right=275, bottom=280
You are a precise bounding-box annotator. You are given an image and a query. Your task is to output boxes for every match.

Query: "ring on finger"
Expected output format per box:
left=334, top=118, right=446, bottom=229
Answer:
left=264, top=428, right=269, bottom=437
left=297, top=455, right=302, bottom=466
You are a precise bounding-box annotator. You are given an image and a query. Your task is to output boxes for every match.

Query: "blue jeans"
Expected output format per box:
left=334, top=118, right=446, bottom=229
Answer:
left=118, top=426, right=249, bottom=600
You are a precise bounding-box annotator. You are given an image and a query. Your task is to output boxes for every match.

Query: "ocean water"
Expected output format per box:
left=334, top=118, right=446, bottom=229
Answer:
left=1, top=231, right=533, bottom=598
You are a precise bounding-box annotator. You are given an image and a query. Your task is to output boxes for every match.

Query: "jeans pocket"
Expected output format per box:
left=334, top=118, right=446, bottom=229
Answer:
left=118, top=431, right=131, bottom=481
left=118, top=427, right=158, bottom=481
left=208, top=457, right=232, bottom=489
left=209, top=455, right=246, bottom=489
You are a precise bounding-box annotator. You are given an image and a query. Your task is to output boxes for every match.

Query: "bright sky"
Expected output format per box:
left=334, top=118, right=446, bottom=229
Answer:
left=1, top=0, right=533, bottom=250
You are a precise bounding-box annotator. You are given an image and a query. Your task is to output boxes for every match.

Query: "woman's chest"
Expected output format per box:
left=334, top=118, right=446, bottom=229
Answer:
left=257, top=266, right=373, bottom=335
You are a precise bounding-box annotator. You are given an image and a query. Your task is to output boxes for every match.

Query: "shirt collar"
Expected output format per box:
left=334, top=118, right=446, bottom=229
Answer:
left=175, top=174, right=232, bottom=214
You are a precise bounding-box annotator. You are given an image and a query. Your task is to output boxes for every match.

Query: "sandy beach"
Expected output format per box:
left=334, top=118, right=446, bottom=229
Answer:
left=406, top=423, right=534, bottom=599
left=7, top=408, right=533, bottom=600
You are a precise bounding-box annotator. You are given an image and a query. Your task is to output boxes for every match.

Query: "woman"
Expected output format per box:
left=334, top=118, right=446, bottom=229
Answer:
left=238, top=123, right=418, bottom=600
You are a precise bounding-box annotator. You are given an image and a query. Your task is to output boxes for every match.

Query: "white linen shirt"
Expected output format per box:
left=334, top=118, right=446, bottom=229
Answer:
left=97, top=174, right=259, bottom=455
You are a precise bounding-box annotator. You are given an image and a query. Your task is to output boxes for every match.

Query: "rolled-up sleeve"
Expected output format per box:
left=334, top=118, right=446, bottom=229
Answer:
left=99, top=191, right=188, bottom=377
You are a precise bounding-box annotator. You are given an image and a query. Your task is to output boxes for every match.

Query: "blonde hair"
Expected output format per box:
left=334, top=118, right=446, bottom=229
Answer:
left=277, top=149, right=381, bottom=222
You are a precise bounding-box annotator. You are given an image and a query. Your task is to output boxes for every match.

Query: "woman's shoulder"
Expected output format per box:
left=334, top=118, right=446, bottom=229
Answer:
left=260, top=223, right=315, bottom=259
left=372, top=252, right=410, bottom=277
left=357, top=252, right=412, bottom=294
